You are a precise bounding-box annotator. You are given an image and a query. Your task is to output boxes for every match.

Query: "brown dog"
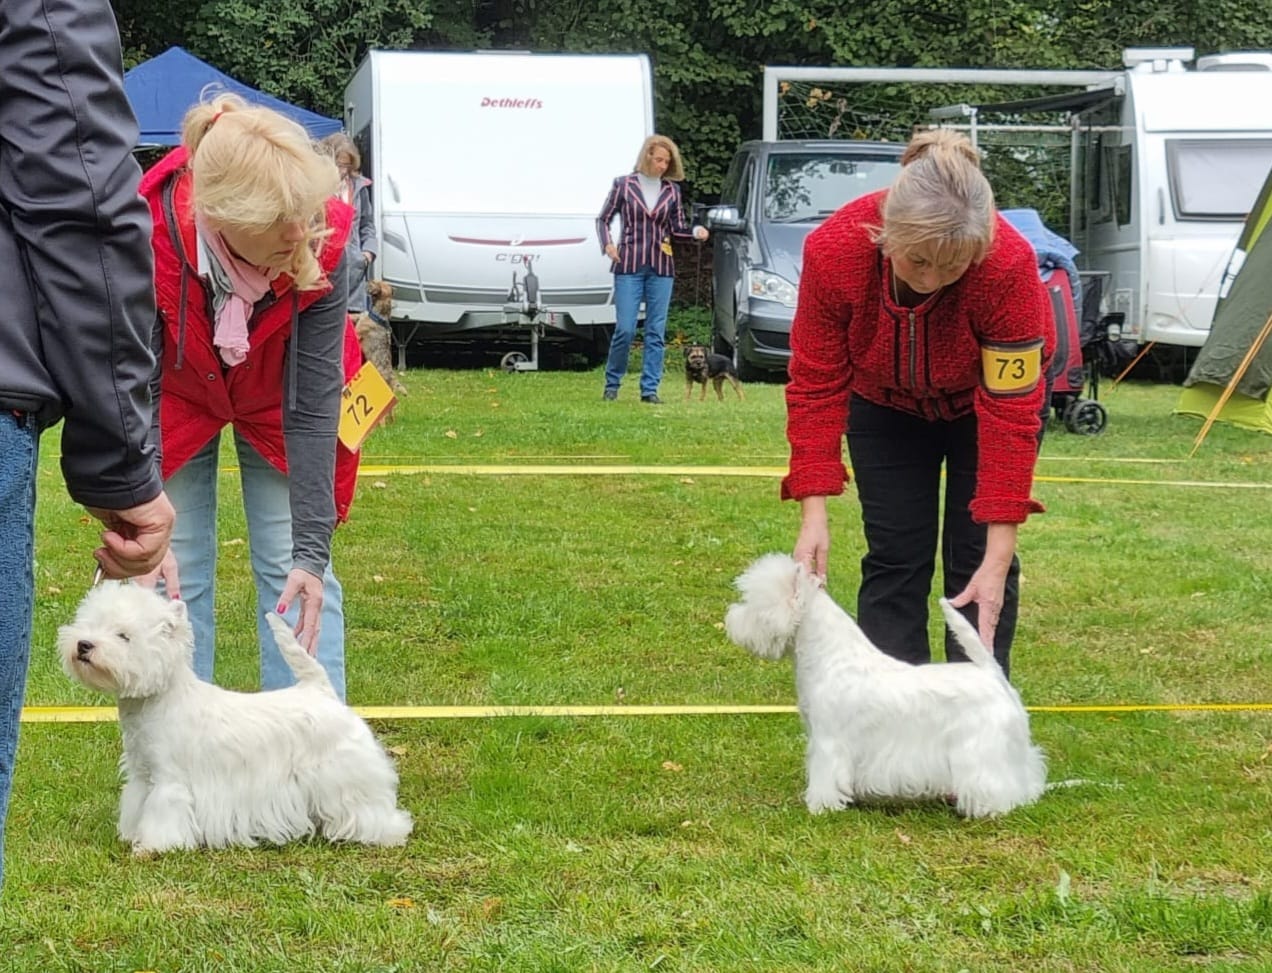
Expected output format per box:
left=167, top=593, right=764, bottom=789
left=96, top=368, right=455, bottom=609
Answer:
left=684, top=344, right=744, bottom=402
left=354, top=280, right=408, bottom=399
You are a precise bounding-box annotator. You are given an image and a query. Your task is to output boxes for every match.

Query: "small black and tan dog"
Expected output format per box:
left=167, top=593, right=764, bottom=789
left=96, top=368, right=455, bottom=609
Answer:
left=684, top=344, right=745, bottom=402
left=354, top=279, right=408, bottom=399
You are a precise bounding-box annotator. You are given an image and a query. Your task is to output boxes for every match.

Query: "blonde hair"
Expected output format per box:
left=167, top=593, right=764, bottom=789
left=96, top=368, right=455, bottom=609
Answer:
left=321, top=132, right=361, bottom=172
left=874, top=129, right=996, bottom=267
left=182, top=92, right=339, bottom=290
left=634, top=134, right=686, bottom=181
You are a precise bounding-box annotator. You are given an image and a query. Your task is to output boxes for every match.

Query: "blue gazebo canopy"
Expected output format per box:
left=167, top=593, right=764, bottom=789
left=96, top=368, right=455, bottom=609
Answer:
left=125, top=46, right=342, bottom=146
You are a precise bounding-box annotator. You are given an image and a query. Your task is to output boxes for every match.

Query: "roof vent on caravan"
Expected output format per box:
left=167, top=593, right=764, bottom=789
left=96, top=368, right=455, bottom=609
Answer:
left=1195, top=52, right=1272, bottom=72
left=1122, top=47, right=1194, bottom=73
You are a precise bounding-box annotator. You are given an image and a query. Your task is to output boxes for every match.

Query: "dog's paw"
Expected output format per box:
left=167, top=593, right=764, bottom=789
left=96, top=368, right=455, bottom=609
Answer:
left=804, top=789, right=853, bottom=814
left=130, top=844, right=162, bottom=861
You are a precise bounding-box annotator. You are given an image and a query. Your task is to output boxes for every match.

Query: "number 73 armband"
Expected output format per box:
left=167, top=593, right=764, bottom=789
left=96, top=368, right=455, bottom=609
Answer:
left=980, top=339, right=1044, bottom=396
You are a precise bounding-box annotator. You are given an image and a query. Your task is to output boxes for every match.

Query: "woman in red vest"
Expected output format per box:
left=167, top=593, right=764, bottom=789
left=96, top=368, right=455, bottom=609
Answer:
left=784, top=129, right=1055, bottom=679
left=138, top=94, right=359, bottom=699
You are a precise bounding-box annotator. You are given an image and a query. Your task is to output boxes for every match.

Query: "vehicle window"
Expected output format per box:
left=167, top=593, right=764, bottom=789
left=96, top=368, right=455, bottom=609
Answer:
left=719, top=152, right=746, bottom=204
left=763, top=152, right=901, bottom=222
left=736, top=157, right=755, bottom=217
left=1166, top=139, right=1272, bottom=221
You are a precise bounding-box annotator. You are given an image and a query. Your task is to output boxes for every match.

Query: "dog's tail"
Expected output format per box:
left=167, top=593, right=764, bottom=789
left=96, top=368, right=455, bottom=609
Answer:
left=938, top=598, right=1004, bottom=674
left=265, top=613, right=338, bottom=697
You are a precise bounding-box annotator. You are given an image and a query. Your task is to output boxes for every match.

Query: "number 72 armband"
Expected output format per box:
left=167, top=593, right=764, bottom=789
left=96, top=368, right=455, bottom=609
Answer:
left=980, top=339, right=1044, bottom=396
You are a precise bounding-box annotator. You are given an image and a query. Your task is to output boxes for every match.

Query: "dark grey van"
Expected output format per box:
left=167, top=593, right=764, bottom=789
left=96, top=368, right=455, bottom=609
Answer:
left=706, top=140, right=904, bottom=379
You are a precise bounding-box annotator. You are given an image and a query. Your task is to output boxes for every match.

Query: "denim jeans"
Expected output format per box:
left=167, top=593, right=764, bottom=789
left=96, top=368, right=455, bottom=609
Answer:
left=162, top=432, right=346, bottom=699
left=605, top=269, right=675, bottom=398
left=846, top=395, right=1020, bottom=678
left=0, top=412, right=38, bottom=890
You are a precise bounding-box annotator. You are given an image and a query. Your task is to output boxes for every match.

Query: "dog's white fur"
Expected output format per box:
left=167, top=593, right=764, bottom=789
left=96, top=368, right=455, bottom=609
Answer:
left=724, top=554, right=1046, bottom=818
left=58, top=582, right=413, bottom=854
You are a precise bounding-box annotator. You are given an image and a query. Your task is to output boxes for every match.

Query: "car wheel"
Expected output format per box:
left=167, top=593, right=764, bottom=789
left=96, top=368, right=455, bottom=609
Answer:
left=732, top=327, right=765, bottom=383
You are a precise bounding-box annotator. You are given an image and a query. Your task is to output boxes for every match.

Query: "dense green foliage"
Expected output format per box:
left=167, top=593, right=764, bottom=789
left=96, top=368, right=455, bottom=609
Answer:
left=113, top=0, right=1272, bottom=203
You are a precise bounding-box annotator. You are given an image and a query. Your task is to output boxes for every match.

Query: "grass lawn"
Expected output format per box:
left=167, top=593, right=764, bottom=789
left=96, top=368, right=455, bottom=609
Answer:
left=2, top=355, right=1269, bottom=972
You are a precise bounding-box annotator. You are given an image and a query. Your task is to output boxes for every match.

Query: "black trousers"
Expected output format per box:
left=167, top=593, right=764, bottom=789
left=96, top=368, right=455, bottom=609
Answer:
left=846, top=395, right=1019, bottom=678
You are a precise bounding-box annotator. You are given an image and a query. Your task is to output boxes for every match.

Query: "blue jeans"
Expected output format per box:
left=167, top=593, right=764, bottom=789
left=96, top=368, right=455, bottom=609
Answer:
left=0, top=412, right=38, bottom=890
left=605, top=269, right=674, bottom=398
left=162, top=432, right=346, bottom=699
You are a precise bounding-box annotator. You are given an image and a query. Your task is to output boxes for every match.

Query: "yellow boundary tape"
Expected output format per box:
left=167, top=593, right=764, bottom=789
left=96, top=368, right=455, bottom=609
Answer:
left=20, top=702, right=1272, bottom=723
left=353, top=464, right=1272, bottom=490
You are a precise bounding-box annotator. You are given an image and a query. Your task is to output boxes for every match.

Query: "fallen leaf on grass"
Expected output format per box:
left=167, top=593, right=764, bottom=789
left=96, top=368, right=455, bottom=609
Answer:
left=387, top=897, right=415, bottom=909
left=662, top=761, right=683, bottom=772
left=444, top=430, right=458, bottom=439
left=894, top=828, right=912, bottom=845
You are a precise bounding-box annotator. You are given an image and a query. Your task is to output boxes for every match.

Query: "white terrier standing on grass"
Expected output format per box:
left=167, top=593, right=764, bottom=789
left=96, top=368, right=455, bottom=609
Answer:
left=724, top=553, right=1046, bottom=818
left=58, top=581, right=413, bottom=854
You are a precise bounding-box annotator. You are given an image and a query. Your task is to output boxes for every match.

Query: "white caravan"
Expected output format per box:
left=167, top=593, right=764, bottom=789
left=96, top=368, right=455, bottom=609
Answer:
left=343, top=50, right=654, bottom=365
left=1073, top=48, right=1272, bottom=347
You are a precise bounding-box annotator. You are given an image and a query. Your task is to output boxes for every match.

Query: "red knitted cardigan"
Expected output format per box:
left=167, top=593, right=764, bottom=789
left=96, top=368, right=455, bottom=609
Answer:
left=782, top=191, right=1056, bottom=524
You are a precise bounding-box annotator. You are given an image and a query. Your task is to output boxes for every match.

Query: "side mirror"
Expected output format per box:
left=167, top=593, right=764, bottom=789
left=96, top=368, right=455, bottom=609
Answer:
left=706, top=205, right=746, bottom=234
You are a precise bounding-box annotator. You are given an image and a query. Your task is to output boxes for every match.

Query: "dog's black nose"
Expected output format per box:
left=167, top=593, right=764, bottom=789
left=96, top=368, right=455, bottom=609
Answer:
left=76, top=640, right=94, bottom=660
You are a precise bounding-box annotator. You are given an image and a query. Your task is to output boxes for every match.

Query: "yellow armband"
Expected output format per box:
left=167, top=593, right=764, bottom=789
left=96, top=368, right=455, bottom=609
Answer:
left=981, top=340, right=1044, bottom=396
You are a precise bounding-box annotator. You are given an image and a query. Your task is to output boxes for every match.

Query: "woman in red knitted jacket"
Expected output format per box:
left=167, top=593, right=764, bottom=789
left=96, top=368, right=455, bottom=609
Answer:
left=784, top=129, right=1055, bottom=678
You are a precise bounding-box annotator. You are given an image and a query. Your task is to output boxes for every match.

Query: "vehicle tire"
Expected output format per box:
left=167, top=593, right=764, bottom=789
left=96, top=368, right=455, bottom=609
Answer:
left=1064, top=398, right=1107, bottom=435
left=500, top=351, right=529, bottom=372
left=732, top=327, right=765, bottom=383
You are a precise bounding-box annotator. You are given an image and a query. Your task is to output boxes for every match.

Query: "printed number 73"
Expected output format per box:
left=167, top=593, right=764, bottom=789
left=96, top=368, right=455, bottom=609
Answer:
left=994, top=356, right=1027, bottom=380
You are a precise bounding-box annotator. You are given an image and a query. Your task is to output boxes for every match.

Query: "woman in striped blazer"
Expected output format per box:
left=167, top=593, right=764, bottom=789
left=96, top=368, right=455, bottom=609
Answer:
left=596, top=134, right=708, bottom=403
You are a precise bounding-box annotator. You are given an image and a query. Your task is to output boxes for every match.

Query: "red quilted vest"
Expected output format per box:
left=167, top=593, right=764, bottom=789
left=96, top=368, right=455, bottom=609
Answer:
left=140, top=148, right=362, bottom=521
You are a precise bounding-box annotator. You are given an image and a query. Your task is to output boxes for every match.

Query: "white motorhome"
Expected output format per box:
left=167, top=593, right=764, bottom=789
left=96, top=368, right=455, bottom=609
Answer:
left=343, top=50, right=654, bottom=365
left=1073, top=48, right=1272, bottom=346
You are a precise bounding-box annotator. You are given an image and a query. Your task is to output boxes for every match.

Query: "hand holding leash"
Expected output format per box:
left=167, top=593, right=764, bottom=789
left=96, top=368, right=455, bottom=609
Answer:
left=85, top=491, right=176, bottom=579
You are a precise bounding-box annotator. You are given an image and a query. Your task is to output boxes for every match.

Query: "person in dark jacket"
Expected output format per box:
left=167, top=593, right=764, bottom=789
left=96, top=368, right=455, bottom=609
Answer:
left=138, top=95, right=357, bottom=700
left=784, top=129, right=1055, bottom=678
left=0, top=0, right=176, bottom=889
left=596, top=134, right=708, bottom=404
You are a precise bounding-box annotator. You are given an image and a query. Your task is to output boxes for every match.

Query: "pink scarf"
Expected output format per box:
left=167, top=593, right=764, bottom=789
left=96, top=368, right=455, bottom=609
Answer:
left=196, top=217, right=277, bottom=366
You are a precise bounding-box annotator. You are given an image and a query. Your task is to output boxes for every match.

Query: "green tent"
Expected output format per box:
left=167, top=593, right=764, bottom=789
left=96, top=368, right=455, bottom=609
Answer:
left=1177, top=167, right=1272, bottom=445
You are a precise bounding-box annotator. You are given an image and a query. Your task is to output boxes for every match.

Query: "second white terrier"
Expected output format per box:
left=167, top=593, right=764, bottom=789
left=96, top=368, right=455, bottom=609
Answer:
left=724, top=554, right=1046, bottom=818
left=58, top=581, right=413, bottom=854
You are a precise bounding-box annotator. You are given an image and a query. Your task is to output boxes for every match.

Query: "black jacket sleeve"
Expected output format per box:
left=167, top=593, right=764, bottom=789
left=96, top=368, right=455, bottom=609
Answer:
left=0, top=0, right=162, bottom=509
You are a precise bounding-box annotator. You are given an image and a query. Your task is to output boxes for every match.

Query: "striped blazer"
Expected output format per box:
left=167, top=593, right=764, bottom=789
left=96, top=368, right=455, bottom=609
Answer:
left=596, top=173, right=697, bottom=277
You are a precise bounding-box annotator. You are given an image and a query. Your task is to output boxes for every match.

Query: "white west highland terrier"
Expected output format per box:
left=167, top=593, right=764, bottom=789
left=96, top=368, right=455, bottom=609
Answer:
left=724, top=554, right=1046, bottom=818
left=59, top=581, right=413, bottom=854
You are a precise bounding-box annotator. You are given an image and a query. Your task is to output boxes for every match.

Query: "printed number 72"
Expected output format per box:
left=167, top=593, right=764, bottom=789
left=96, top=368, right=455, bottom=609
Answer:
left=344, top=393, right=373, bottom=426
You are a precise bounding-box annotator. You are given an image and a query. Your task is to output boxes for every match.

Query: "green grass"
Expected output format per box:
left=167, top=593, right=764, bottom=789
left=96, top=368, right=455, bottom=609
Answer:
left=4, top=358, right=1271, bottom=971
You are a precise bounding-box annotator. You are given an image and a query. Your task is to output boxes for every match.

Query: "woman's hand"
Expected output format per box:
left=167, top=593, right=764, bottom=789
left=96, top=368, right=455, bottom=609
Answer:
left=693, top=226, right=709, bottom=242
left=134, top=548, right=181, bottom=597
left=276, top=567, right=325, bottom=654
left=604, top=243, right=619, bottom=262
left=948, top=523, right=1017, bottom=648
left=793, top=496, right=831, bottom=579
